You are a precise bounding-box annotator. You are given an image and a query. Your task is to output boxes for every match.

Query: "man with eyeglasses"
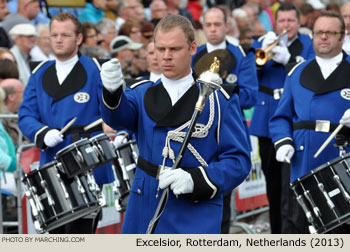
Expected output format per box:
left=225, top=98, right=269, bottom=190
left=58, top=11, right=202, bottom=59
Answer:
left=250, top=3, right=314, bottom=234
left=270, top=10, right=350, bottom=234
left=18, top=12, right=115, bottom=234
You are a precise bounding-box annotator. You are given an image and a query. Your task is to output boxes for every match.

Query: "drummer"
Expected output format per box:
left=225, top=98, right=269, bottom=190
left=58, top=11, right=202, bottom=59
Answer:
left=270, top=10, right=350, bottom=234
left=18, top=12, right=114, bottom=234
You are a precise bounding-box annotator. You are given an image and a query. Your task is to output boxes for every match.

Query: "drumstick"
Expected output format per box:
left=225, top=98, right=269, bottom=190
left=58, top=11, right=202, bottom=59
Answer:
left=84, top=118, right=103, bottom=131
left=59, top=117, right=77, bottom=135
left=314, top=124, right=344, bottom=159
left=284, top=156, right=290, bottom=164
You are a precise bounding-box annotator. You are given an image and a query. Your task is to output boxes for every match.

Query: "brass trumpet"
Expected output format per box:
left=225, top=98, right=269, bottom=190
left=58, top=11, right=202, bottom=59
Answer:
left=255, top=29, right=287, bottom=67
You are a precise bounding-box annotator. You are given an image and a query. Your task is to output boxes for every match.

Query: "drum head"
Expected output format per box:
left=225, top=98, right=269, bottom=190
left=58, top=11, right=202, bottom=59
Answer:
left=56, top=138, right=90, bottom=157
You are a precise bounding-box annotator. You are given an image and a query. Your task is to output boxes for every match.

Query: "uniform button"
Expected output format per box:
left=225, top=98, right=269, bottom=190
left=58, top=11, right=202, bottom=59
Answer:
left=137, top=189, right=142, bottom=194
left=299, top=145, right=304, bottom=151
left=261, top=101, right=265, bottom=105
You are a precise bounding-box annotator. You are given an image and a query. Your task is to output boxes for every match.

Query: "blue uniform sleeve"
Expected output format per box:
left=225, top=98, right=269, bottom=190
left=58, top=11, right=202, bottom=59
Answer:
left=269, top=74, right=295, bottom=148
left=100, top=85, right=139, bottom=133
left=18, top=74, right=51, bottom=147
left=237, top=50, right=258, bottom=109
left=188, top=93, right=252, bottom=201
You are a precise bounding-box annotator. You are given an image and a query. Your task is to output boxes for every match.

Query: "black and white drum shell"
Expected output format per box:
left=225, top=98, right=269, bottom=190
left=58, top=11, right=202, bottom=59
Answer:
left=22, top=161, right=100, bottom=233
left=89, top=133, right=117, bottom=165
left=291, top=153, right=350, bottom=233
left=55, top=138, right=100, bottom=178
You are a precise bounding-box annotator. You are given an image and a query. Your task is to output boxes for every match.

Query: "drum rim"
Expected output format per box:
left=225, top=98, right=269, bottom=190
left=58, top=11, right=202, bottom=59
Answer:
left=116, top=139, right=137, bottom=150
left=23, top=160, right=59, bottom=178
left=89, top=133, right=109, bottom=140
left=291, top=152, right=350, bottom=186
left=55, top=138, right=91, bottom=156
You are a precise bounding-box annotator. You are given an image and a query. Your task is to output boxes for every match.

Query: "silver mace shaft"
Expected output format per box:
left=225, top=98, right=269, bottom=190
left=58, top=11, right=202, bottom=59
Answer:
left=146, top=58, right=222, bottom=234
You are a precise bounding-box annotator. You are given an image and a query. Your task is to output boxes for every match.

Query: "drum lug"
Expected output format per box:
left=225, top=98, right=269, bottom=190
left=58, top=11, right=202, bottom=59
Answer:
left=41, top=180, right=55, bottom=206
left=318, top=183, right=335, bottom=210
left=333, top=175, right=350, bottom=203
left=74, top=176, right=86, bottom=194
left=34, top=220, right=45, bottom=234
left=56, top=173, right=70, bottom=200
left=296, top=195, right=314, bottom=225
left=75, top=148, right=84, bottom=164
left=25, top=190, right=39, bottom=217
left=304, top=190, right=321, bottom=218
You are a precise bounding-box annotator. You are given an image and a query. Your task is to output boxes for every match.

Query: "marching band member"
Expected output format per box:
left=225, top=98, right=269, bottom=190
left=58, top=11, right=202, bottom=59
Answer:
left=270, top=10, right=350, bottom=234
left=99, top=14, right=251, bottom=234
left=191, top=7, right=258, bottom=233
left=249, top=3, right=315, bottom=234
left=18, top=12, right=114, bottom=233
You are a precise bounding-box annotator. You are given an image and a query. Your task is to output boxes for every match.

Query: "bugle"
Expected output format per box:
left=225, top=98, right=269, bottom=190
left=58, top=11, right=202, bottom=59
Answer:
left=255, top=29, right=287, bottom=67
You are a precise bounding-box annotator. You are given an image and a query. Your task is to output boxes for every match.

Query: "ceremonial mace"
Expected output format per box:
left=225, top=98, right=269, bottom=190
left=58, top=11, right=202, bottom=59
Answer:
left=146, top=57, right=223, bottom=234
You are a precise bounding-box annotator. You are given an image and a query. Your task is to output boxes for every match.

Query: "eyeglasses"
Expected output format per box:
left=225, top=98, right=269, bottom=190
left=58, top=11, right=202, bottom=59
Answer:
left=313, top=30, right=343, bottom=37
left=86, top=34, right=98, bottom=39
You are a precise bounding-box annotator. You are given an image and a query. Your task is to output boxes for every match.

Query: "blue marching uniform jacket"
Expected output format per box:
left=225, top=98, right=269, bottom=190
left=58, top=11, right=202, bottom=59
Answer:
left=192, top=42, right=258, bottom=149
left=100, top=79, right=251, bottom=233
left=18, top=54, right=114, bottom=185
left=250, top=33, right=315, bottom=138
left=270, top=53, right=350, bottom=183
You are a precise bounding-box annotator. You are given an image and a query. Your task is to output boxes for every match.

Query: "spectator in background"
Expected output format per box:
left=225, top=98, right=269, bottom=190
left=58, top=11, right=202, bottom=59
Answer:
left=118, top=18, right=142, bottom=43
left=81, top=21, right=108, bottom=58
left=0, top=48, right=16, bottom=62
left=78, top=0, right=106, bottom=24
left=140, top=20, right=154, bottom=46
left=115, top=0, right=144, bottom=33
left=232, top=7, right=250, bottom=31
left=165, top=0, right=193, bottom=22
left=82, top=21, right=99, bottom=46
left=9, top=23, right=36, bottom=85
left=96, top=18, right=117, bottom=56
left=0, top=0, right=10, bottom=48
left=187, top=0, right=203, bottom=24
left=30, top=23, right=55, bottom=61
left=150, top=0, right=168, bottom=26
left=341, top=2, right=350, bottom=55
left=300, top=3, right=314, bottom=31
left=2, top=0, right=40, bottom=32
left=0, top=78, right=27, bottom=147
left=104, top=0, right=118, bottom=21
left=144, top=40, right=161, bottom=81
left=0, top=86, right=17, bottom=196
left=0, top=59, right=19, bottom=80
left=109, top=35, right=142, bottom=78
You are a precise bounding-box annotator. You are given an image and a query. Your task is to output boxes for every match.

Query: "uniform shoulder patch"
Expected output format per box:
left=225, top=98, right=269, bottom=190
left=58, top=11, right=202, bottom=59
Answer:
left=288, top=60, right=305, bottom=76
left=31, top=60, right=48, bottom=74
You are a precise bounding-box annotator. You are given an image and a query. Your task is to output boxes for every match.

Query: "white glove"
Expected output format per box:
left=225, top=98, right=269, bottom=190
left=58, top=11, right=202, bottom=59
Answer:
left=100, top=58, right=124, bottom=92
left=262, top=31, right=277, bottom=50
left=340, top=109, right=350, bottom=128
left=113, top=134, right=128, bottom=148
left=44, top=129, right=63, bottom=147
left=271, top=40, right=291, bottom=65
left=159, top=168, right=194, bottom=195
left=276, top=144, right=295, bottom=163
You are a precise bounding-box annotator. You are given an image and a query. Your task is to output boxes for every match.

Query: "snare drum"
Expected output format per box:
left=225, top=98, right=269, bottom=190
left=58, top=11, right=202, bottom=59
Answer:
left=89, top=133, right=117, bottom=165
left=112, top=140, right=138, bottom=212
left=22, top=161, right=101, bottom=233
left=291, top=153, right=350, bottom=234
left=55, top=138, right=100, bottom=178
